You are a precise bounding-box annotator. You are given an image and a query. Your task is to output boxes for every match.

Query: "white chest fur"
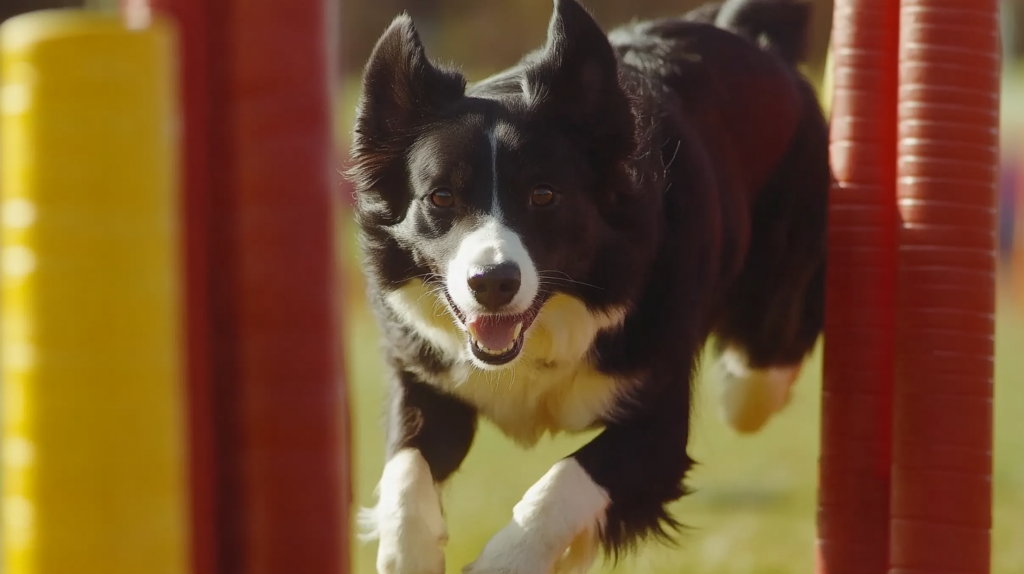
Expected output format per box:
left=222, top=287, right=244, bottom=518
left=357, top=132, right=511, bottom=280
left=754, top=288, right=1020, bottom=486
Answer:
left=385, top=280, right=632, bottom=446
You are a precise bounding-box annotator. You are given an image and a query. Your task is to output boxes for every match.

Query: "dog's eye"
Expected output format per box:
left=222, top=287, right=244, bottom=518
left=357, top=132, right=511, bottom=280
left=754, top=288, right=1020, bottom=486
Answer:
left=530, top=186, right=556, bottom=207
left=428, top=189, right=454, bottom=208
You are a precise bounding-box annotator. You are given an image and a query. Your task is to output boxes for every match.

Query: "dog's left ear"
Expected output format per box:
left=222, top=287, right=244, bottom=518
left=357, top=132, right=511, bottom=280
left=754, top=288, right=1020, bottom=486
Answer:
left=525, top=0, right=633, bottom=148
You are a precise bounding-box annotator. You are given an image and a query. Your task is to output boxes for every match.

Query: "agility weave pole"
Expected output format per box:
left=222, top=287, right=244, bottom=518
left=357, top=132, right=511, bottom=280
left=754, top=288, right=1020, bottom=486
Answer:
left=138, top=0, right=352, bottom=572
left=820, top=1, right=1000, bottom=573
left=1, top=11, right=189, bottom=574
left=819, top=0, right=899, bottom=571
left=892, top=1, right=999, bottom=572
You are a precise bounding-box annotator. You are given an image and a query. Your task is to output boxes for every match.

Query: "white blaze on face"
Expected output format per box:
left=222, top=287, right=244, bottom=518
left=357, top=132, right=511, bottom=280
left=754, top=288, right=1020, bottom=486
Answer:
left=489, top=127, right=503, bottom=221
left=445, top=218, right=539, bottom=318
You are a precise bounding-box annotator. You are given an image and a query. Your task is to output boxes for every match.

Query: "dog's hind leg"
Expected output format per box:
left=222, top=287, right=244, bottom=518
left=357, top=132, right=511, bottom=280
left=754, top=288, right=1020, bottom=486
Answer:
left=711, top=84, right=830, bottom=434
left=713, top=260, right=824, bottom=433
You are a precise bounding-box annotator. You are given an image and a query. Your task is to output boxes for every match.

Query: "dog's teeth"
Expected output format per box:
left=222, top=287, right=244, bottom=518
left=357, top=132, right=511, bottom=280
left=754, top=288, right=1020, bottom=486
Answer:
left=513, top=323, right=523, bottom=340
left=476, top=342, right=504, bottom=356
left=470, top=334, right=519, bottom=357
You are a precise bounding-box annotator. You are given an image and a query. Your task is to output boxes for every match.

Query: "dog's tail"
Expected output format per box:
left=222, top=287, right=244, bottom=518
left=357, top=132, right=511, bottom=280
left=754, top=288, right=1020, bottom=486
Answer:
left=685, top=0, right=812, bottom=66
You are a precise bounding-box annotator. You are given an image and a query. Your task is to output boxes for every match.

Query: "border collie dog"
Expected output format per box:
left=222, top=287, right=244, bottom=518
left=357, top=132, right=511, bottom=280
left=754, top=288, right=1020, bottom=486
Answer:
left=348, top=0, right=830, bottom=572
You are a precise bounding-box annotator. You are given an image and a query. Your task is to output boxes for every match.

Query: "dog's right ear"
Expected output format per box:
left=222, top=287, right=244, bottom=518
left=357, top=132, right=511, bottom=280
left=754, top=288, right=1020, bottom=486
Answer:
left=352, top=14, right=465, bottom=148
left=349, top=14, right=465, bottom=194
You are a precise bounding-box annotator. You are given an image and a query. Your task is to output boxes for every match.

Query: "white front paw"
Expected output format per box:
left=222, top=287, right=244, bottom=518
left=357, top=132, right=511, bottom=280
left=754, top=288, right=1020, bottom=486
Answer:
left=462, top=521, right=552, bottom=574
left=462, top=459, right=607, bottom=574
left=374, top=512, right=447, bottom=574
left=462, top=519, right=599, bottom=574
left=362, top=449, right=448, bottom=574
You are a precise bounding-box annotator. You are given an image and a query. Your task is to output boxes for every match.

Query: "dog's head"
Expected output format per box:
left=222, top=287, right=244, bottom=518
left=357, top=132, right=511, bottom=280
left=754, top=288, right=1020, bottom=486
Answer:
left=349, top=0, right=655, bottom=368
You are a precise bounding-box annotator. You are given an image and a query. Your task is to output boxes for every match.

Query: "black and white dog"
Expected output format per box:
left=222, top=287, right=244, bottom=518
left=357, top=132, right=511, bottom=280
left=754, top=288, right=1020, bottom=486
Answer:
left=348, top=0, right=830, bottom=571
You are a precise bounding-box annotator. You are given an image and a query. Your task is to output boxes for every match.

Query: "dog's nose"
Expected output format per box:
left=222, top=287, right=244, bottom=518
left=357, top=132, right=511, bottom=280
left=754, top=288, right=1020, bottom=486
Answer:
left=467, top=263, right=521, bottom=310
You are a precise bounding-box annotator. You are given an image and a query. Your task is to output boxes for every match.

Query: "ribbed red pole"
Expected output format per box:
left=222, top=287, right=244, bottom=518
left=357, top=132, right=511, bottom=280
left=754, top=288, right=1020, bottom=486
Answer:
left=892, top=1, right=999, bottom=573
left=817, top=1, right=899, bottom=573
left=145, top=0, right=350, bottom=572
left=209, top=0, right=347, bottom=571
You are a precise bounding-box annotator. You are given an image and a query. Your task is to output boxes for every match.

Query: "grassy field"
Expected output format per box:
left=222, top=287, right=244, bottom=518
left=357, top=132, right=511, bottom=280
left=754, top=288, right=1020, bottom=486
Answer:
left=337, top=226, right=1024, bottom=574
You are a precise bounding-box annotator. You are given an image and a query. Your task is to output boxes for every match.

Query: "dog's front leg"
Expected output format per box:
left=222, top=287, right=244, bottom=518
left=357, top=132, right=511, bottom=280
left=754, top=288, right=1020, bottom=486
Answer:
left=362, top=369, right=477, bottom=574
left=464, top=381, right=694, bottom=574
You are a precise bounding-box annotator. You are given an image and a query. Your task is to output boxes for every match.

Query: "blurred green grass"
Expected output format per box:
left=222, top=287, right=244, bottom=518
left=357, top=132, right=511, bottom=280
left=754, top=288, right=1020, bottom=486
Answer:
left=336, top=225, right=1024, bottom=573
left=334, top=67, right=1024, bottom=574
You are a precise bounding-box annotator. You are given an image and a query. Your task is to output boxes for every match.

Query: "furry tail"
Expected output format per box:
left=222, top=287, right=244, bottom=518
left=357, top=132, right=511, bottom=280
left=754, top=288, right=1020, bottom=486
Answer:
left=685, top=0, right=812, bottom=66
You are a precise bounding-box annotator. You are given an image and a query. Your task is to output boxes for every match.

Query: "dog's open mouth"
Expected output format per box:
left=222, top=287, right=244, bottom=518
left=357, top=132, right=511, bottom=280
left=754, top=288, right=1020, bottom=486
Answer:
left=444, top=291, right=540, bottom=365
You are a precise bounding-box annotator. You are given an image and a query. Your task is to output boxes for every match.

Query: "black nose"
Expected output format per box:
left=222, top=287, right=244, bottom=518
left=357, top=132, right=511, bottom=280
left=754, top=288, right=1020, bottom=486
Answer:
left=467, top=263, right=521, bottom=310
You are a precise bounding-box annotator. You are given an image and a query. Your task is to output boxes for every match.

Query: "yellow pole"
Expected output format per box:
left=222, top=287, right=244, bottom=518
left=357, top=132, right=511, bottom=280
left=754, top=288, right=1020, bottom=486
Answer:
left=1, top=10, right=188, bottom=574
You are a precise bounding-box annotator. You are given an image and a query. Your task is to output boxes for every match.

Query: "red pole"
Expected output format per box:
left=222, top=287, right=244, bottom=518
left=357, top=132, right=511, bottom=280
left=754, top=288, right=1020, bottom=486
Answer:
left=818, top=1, right=899, bottom=573
left=892, top=1, right=999, bottom=573
left=144, top=0, right=350, bottom=572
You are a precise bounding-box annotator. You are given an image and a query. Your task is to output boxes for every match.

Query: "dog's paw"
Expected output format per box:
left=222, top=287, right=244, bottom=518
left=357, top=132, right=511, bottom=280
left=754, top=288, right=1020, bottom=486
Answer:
left=359, top=507, right=447, bottom=574
left=375, top=517, right=446, bottom=574
left=716, top=347, right=802, bottom=434
left=366, top=494, right=448, bottom=574
left=363, top=449, right=448, bottom=574
left=555, top=526, right=602, bottom=574
left=462, top=521, right=551, bottom=574
left=463, top=459, right=606, bottom=574
left=461, top=519, right=599, bottom=574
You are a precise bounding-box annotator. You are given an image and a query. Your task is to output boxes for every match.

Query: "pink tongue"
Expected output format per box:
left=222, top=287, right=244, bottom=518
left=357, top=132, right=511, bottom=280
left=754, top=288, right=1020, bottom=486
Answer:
left=468, top=316, right=520, bottom=351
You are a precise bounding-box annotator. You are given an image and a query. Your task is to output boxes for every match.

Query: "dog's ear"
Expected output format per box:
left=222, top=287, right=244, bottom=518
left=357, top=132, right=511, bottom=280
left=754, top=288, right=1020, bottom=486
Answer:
left=349, top=14, right=465, bottom=193
left=355, top=13, right=465, bottom=138
left=525, top=0, right=634, bottom=156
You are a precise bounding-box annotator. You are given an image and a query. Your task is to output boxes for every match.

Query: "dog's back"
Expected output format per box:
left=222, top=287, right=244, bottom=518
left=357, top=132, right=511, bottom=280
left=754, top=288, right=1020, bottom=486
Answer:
left=605, top=0, right=831, bottom=433
left=687, top=0, right=812, bottom=64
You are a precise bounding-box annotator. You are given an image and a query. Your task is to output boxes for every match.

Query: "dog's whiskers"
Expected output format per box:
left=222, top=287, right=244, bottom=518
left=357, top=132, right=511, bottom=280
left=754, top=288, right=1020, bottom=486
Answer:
left=537, top=270, right=604, bottom=290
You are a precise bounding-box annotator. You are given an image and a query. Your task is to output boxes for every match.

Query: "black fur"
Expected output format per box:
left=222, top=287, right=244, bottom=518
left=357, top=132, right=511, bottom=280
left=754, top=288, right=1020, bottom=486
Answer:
left=348, top=0, right=829, bottom=562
